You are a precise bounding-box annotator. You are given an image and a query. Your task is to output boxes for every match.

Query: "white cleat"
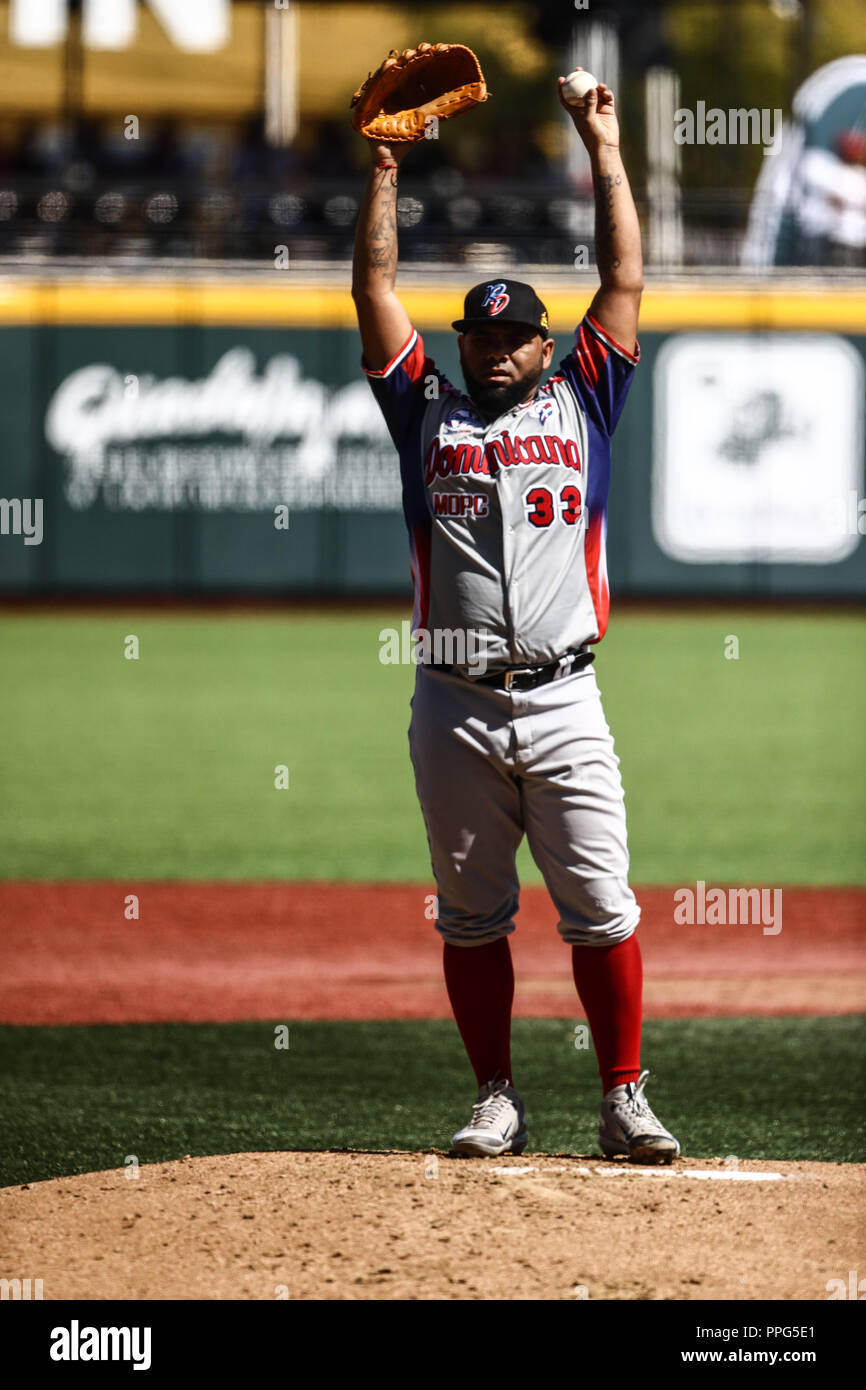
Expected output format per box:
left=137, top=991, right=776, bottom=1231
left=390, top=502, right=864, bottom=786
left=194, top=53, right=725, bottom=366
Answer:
left=451, top=1076, right=528, bottom=1157
left=599, top=1069, right=681, bottom=1165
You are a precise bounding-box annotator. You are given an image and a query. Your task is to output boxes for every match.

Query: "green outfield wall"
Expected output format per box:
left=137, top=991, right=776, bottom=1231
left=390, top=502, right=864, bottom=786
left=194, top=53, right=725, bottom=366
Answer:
left=0, top=280, right=863, bottom=596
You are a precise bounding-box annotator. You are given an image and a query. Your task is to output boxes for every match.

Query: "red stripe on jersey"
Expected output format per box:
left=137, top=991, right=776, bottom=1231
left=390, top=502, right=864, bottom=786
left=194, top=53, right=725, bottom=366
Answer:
left=586, top=313, right=640, bottom=364
left=584, top=509, right=610, bottom=642
left=410, top=522, right=432, bottom=631
left=403, top=333, right=428, bottom=383
left=363, top=329, right=426, bottom=382
left=575, top=322, right=608, bottom=388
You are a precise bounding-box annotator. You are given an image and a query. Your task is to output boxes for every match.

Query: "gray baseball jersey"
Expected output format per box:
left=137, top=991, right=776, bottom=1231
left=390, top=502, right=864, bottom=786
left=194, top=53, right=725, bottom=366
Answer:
left=363, top=311, right=638, bottom=675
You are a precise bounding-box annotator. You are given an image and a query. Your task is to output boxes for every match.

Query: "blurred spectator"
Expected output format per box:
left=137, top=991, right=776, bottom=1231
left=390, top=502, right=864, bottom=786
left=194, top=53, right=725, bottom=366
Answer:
left=790, top=128, right=866, bottom=268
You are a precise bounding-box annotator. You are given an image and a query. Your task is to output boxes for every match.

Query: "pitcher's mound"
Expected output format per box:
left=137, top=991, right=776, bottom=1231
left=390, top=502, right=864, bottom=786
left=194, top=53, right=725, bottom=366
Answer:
left=3, top=1151, right=862, bottom=1301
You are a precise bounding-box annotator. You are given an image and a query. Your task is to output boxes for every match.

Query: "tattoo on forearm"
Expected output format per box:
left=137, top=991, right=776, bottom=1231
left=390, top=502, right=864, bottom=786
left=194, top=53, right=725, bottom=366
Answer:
left=594, top=171, right=622, bottom=271
left=365, top=173, right=398, bottom=276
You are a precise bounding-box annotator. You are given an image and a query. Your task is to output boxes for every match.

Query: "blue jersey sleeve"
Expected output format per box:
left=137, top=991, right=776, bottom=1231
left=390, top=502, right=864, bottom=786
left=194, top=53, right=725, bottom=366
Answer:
left=362, top=328, right=456, bottom=452
left=553, top=312, right=640, bottom=438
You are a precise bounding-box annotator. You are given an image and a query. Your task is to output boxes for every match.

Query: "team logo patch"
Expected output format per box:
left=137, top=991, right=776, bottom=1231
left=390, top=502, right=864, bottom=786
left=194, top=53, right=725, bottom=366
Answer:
left=482, top=282, right=510, bottom=316
left=448, top=407, right=479, bottom=432
left=533, top=398, right=555, bottom=424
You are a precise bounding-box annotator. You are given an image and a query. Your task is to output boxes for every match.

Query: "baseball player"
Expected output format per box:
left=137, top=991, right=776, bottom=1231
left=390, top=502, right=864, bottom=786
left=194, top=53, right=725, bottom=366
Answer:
left=352, top=75, right=680, bottom=1162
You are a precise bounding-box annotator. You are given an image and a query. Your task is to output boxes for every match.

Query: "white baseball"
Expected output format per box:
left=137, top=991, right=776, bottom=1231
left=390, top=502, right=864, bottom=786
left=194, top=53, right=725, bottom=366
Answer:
left=561, top=70, right=599, bottom=108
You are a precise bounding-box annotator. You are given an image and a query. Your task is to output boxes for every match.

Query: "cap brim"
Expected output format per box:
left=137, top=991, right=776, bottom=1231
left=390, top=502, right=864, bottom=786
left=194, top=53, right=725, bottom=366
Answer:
left=452, top=317, right=545, bottom=333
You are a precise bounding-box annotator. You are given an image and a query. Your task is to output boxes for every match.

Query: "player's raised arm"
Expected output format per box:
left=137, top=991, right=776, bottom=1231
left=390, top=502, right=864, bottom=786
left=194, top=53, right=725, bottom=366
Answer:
left=558, top=74, right=643, bottom=356
left=351, top=140, right=415, bottom=372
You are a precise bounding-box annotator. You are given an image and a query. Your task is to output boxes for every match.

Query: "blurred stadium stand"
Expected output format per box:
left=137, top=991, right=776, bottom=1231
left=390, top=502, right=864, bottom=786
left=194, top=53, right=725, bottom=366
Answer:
left=0, top=167, right=772, bottom=270
left=0, top=0, right=861, bottom=272
left=0, top=179, right=798, bottom=271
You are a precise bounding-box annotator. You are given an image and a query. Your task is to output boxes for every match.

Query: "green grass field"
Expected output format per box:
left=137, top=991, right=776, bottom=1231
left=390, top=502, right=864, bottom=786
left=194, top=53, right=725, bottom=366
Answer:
left=1, top=608, right=863, bottom=1182
left=1, top=1016, right=863, bottom=1186
left=0, top=608, right=863, bottom=883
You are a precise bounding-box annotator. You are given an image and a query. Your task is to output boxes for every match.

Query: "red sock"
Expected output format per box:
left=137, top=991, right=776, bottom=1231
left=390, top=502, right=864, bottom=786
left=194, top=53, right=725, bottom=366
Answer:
left=571, top=933, right=643, bottom=1094
left=443, top=937, right=515, bottom=1088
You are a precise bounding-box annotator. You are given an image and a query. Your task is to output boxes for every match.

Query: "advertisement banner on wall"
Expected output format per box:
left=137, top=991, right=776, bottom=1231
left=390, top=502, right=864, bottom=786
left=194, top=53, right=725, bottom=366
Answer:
left=652, top=333, right=864, bottom=565
left=45, top=346, right=402, bottom=515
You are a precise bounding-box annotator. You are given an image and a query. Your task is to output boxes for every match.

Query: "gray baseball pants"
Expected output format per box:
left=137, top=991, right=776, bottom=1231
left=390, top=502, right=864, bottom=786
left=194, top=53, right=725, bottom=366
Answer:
left=408, top=663, right=640, bottom=948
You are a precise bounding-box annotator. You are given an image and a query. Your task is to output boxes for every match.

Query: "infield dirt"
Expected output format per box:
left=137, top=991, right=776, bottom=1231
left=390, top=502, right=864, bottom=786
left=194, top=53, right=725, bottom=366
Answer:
left=2, top=882, right=863, bottom=1023
left=3, top=1151, right=863, bottom=1301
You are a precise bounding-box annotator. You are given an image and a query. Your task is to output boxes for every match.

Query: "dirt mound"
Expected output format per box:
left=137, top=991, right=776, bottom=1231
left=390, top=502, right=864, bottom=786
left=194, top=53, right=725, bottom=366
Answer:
left=3, top=1151, right=862, bottom=1301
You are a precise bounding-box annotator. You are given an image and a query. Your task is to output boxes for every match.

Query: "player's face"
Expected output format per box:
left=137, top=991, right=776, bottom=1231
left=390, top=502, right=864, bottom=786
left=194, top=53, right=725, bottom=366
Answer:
left=458, top=323, right=555, bottom=420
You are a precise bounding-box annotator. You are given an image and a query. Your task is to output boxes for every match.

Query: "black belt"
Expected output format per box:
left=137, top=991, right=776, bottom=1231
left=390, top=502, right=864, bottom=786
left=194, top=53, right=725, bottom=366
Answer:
left=438, top=649, right=594, bottom=691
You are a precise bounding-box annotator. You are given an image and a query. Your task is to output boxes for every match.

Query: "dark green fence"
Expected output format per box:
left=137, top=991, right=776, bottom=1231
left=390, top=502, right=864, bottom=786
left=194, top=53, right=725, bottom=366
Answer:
left=1, top=314, right=863, bottom=596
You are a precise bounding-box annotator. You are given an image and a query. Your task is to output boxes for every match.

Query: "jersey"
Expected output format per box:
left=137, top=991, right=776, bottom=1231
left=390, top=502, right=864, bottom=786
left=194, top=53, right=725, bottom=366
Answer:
left=363, top=312, right=638, bottom=676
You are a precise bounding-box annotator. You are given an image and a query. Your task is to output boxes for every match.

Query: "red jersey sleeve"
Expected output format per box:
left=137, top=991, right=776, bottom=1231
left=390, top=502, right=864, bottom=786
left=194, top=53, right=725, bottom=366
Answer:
left=362, top=328, right=455, bottom=451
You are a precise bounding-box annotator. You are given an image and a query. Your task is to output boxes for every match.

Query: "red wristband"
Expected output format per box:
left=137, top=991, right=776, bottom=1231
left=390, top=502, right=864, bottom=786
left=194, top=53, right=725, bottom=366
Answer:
left=375, top=161, right=398, bottom=170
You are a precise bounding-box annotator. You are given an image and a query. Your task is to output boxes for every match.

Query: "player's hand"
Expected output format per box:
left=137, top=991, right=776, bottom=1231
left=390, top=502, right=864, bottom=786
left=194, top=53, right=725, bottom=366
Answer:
left=365, top=137, right=417, bottom=165
left=558, top=75, right=620, bottom=152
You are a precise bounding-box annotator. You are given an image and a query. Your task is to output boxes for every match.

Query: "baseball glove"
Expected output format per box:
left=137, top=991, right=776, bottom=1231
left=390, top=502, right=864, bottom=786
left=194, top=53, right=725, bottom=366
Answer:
left=350, top=43, right=488, bottom=142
